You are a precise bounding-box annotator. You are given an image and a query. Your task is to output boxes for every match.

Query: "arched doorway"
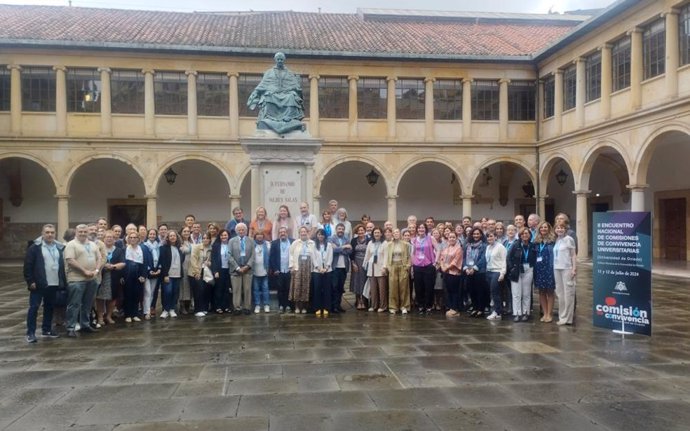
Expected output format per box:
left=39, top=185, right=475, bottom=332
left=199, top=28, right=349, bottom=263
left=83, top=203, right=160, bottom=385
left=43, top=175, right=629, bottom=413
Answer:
left=156, top=159, right=232, bottom=229
left=396, top=161, right=462, bottom=225
left=542, top=156, right=576, bottom=224
left=0, top=157, right=57, bottom=259
left=69, top=158, right=146, bottom=229
left=320, top=161, right=388, bottom=225
left=470, top=162, right=534, bottom=224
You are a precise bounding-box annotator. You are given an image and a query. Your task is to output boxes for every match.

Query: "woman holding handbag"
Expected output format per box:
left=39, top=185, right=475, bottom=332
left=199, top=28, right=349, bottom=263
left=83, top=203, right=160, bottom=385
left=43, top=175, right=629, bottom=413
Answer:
left=190, top=233, right=213, bottom=317
left=363, top=227, right=387, bottom=312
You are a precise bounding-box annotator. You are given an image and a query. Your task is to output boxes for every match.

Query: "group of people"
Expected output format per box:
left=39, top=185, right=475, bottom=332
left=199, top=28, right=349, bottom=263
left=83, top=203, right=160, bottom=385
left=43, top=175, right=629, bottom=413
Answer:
left=22, top=199, right=578, bottom=343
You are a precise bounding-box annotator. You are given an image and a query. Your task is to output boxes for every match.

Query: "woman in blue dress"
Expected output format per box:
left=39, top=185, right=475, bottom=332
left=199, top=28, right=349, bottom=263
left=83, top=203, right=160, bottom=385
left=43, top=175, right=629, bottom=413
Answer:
left=533, top=222, right=556, bottom=323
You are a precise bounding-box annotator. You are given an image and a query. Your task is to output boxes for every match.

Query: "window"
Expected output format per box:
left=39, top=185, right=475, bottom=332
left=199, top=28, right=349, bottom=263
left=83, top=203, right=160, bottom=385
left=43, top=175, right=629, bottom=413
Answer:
left=434, top=79, right=461, bottom=120
left=643, top=19, right=665, bottom=79
left=0, top=67, right=9, bottom=111
left=586, top=52, right=602, bottom=102
left=238, top=74, right=262, bottom=117
left=67, top=68, right=101, bottom=113
left=680, top=5, right=690, bottom=66
left=611, top=36, right=631, bottom=91
left=508, top=81, right=535, bottom=121
left=111, top=70, right=144, bottom=114
left=21, top=66, right=55, bottom=112
left=396, top=78, right=425, bottom=119
left=318, top=76, right=348, bottom=118
left=301, top=75, right=310, bottom=118
left=562, top=65, right=576, bottom=111
left=357, top=77, right=387, bottom=119
left=197, top=73, right=228, bottom=116
left=471, top=80, right=498, bottom=120
left=543, top=74, right=555, bottom=119
left=154, top=71, right=187, bottom=115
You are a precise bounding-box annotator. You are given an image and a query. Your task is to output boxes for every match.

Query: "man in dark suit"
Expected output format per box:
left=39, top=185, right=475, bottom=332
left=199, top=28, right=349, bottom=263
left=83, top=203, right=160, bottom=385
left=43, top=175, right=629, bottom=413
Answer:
left=329, top=223, right=352, bottom=313
left=269, top=226, right=292, bottom=313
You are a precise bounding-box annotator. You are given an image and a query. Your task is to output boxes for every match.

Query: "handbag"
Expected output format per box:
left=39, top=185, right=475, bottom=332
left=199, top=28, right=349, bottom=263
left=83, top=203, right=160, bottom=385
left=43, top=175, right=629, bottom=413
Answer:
left=202, top=266, right=215, bottom=285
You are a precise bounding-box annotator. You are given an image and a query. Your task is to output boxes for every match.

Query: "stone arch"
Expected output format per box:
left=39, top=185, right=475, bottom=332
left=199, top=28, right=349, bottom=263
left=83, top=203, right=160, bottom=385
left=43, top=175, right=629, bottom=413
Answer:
left=470, top=156, right=536, bottom=194
left=578, top=139, right=632, bottom=191
left=317, top=155, right=391, bottom=196
left=394, top=157, right=462, bottom=195
left=539, top=152, right=576, bottom=191
left=634, top=122, right=690, bottom=185
left=0, top=152, right=59, bottom=192
left=65, top=152, right=147, bottom=195
left=152, top=154, right=235, bottom=195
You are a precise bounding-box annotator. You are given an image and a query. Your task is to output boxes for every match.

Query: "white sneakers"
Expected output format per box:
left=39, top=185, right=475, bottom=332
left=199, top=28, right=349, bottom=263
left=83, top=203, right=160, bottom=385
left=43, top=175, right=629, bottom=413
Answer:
left=486, top=311, right=502, bottom=320
left=264, top=305, right=270, bottom=313
left=194, top=311, right=205, bottom=317
left=160, top=310, right=169, bottom=319
left=169, top=310, right=177, bottom=318
left=254, top=306, right=261, bottom=314
left=401, top=308, right=408, bottom=315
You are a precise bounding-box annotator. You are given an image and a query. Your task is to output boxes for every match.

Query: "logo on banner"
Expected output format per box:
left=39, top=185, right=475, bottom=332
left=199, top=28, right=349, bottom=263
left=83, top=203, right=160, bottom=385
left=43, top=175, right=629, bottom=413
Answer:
left=613, top=281, right=629, bottom=295
left=595, top=296, right=650, bottom=326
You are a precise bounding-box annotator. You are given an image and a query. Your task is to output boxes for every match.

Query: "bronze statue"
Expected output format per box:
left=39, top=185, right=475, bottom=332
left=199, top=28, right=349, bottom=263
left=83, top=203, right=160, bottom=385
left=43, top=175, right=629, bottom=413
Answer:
left=248, top=52, right=306, bottom=135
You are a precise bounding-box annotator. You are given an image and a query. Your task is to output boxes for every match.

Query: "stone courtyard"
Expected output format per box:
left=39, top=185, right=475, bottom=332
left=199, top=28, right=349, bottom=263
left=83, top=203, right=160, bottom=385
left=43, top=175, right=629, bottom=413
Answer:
left=1, top=264, right=689, bottom=431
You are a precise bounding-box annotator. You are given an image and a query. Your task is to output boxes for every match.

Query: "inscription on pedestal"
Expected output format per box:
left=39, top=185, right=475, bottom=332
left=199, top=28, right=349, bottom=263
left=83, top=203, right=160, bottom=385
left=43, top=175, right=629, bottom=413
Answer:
left=263, top=167, right=302, bottom=218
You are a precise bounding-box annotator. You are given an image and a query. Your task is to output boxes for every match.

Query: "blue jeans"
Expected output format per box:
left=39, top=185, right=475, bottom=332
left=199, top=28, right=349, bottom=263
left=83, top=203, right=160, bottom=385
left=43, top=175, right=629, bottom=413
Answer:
left=252, top=275, right=269, bottom=306
left=486, top=271, right=502, bottom=314
left=27, top=285, right=57, bottom=335
left=66, top=279, right=98, bottom=331
left=162, top=277, right=181, bottom=311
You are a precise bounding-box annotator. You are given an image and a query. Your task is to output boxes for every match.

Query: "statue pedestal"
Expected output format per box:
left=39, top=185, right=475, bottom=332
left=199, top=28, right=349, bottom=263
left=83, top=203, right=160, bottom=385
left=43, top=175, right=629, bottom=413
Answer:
left=241, top=135, right=323, bottom=220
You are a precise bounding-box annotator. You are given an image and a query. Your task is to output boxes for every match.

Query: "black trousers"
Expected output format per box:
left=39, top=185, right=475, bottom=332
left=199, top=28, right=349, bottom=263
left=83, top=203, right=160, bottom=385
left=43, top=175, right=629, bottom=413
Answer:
left=413, top=264, right=435, bottom=310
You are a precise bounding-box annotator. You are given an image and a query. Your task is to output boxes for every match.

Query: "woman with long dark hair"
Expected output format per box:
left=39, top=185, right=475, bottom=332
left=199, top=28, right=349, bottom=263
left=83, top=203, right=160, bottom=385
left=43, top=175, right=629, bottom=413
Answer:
left=211, top=229, right=231, bottom=314
left=189, top=232, right=213, bottom=317
left=311, top=228, right=333, bottom=317
left=159, top=230, right=184, bottom=318
left=463, top=227, right=488, bottom=317
left=411, top=223, right=437, bottom=314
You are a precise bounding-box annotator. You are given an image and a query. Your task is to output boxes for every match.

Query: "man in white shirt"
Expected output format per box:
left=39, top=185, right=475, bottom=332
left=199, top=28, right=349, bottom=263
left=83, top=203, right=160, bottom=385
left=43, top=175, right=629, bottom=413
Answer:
left=296, top=202, right=318, bottom=238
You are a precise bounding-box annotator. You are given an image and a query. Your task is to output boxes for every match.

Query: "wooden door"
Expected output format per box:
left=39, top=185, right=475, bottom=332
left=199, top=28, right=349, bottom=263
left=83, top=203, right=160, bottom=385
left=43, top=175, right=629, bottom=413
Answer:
left=661, top=198, right=687, bottom=261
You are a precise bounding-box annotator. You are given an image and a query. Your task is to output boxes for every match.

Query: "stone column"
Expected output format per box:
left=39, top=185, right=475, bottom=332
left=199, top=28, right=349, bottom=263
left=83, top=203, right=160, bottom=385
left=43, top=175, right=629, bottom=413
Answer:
left=229, top=194, right=242, bottom=214
left=143, top=69, right=155, bottom=136
left=387, top=195, right=398, bottom=228
left=462, top=78, right=472, bottom=140
left=186, top=70, right=197, bottom=136
left=573, top=190, right=590, bottom=259
left=348, top=75, right=358, bottom=138
left=228, top=72, right=239, bottom=139
left=575, top=58, right=586, bottom=128
left=537, top=195, right=548, bottom=220
left=146, top=194, right=157, bottom=229
left=386, top=76, right=397, bottom=140
left=664, top=9, right=680, bottom=99
left=424, top=77, right=435, bottom=142
left=250, top=163, right=261, bottom=214
left=8, top=65, right=22, bottom=134
left=309, top=74, right=320, bottom=137
left=461, top=194, right=474, bottom=219
left=313, top=194, right=321, bottom=220
left=498, top=78, right=510, bottom=141
left=630, top=28, right=643, bottom=110
left=305, top=164, right=315, bottom=210
left=98, top=67, right=112, bottom=136
left=53, top=66, right=67, bottom=136
left=554, top=70, right=563, bottom=135
left=628, top=184, right=648, bottom=211
left=600, top=44, right=612, bottom=119
left=56, top=194, right=70, bottom=238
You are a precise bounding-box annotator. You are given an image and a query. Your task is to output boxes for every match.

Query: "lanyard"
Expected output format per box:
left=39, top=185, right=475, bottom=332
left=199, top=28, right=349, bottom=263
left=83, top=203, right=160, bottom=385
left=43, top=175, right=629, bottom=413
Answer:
left=522, top=245, right=530, bottom=261
left=539, top=243, right=546, bottom=254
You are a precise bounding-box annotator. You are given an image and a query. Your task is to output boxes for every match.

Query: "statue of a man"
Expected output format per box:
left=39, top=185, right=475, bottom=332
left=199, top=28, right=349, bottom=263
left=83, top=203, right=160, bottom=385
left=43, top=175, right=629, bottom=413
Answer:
left=248, top=52, right=306, bottom=135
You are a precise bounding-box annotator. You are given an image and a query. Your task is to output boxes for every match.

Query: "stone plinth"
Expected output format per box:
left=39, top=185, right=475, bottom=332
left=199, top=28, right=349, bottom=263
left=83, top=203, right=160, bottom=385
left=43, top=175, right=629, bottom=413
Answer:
left=241, top=134, right=323, bottom=219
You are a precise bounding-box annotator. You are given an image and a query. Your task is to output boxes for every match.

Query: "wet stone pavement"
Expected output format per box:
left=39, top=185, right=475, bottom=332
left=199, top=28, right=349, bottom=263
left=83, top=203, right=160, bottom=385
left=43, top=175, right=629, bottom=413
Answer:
left=1, top=264, right=689, bottom=431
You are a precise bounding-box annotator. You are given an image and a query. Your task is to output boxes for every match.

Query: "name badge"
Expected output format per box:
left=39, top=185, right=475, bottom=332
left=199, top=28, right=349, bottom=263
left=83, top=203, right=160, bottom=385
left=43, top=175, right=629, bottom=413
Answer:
left=523, top=263, right=530, bottom=272
left=240, top=250, right=246, bottom=257
left=536, top=257, right=543, bottom=263
left=417, top=252, right=425, bottom=260
left=467, top=260, right=474, bottom=267
left=301, top=255, right=308, bottom=261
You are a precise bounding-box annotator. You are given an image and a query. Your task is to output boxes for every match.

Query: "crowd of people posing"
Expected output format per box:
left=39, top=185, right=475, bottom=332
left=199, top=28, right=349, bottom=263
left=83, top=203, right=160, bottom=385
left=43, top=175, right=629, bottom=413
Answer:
left=22, top=199, right=578, bottom=343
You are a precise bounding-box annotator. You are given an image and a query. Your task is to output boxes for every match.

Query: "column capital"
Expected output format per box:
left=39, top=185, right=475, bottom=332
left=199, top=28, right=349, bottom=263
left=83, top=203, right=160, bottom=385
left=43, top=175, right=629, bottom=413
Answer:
left=626, top=27, right=643, bottom=36
left=97, top=67, right=112, bottom=74
left=144, top=194, right=158, bottom=200
left=52, top=65, right=67, bottom=72
left=347, top=75, right=359, bottom=81
left=313, top=194, right=322, bottom=200
left=7, top=64, right=22, bottom=71
left=185, top=70, right=198, bottom=76
left=424, top=77, right=436, bottom=84
left=386, top=195, right=399, bottom=200
left=308, top=74, right=320, bottom=80
left=599, top=43, right=613, bottom=51
left=229, top=194, right=242, bottom=199
left=54, top=194, right=71, bottom=200
left=572, top=190, right=591, bottom=196
left=574, top=57, right=585, bottom=65
left=460, top=194, right=475, bottom=199
left=498, top=78, right=511, bottom=85
left=227, top=72, right=240, bottom=78
left=626, top=184, right=649, bottom=191
left=537, top=194, right=549, bottom=200
left=554, top=69, right=564, bottom=76
left=386, top=76, right=397, bottom=82
left=142, top=68, right=155, bottom=75
left=660, top=8, right=680, bottom=18
left=462, top=78, right=473, bottom=84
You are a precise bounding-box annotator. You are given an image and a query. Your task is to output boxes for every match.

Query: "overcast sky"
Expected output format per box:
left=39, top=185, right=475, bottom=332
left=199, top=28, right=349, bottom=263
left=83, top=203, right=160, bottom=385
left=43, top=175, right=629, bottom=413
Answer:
left=2, top=0, right=617, bottom=14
